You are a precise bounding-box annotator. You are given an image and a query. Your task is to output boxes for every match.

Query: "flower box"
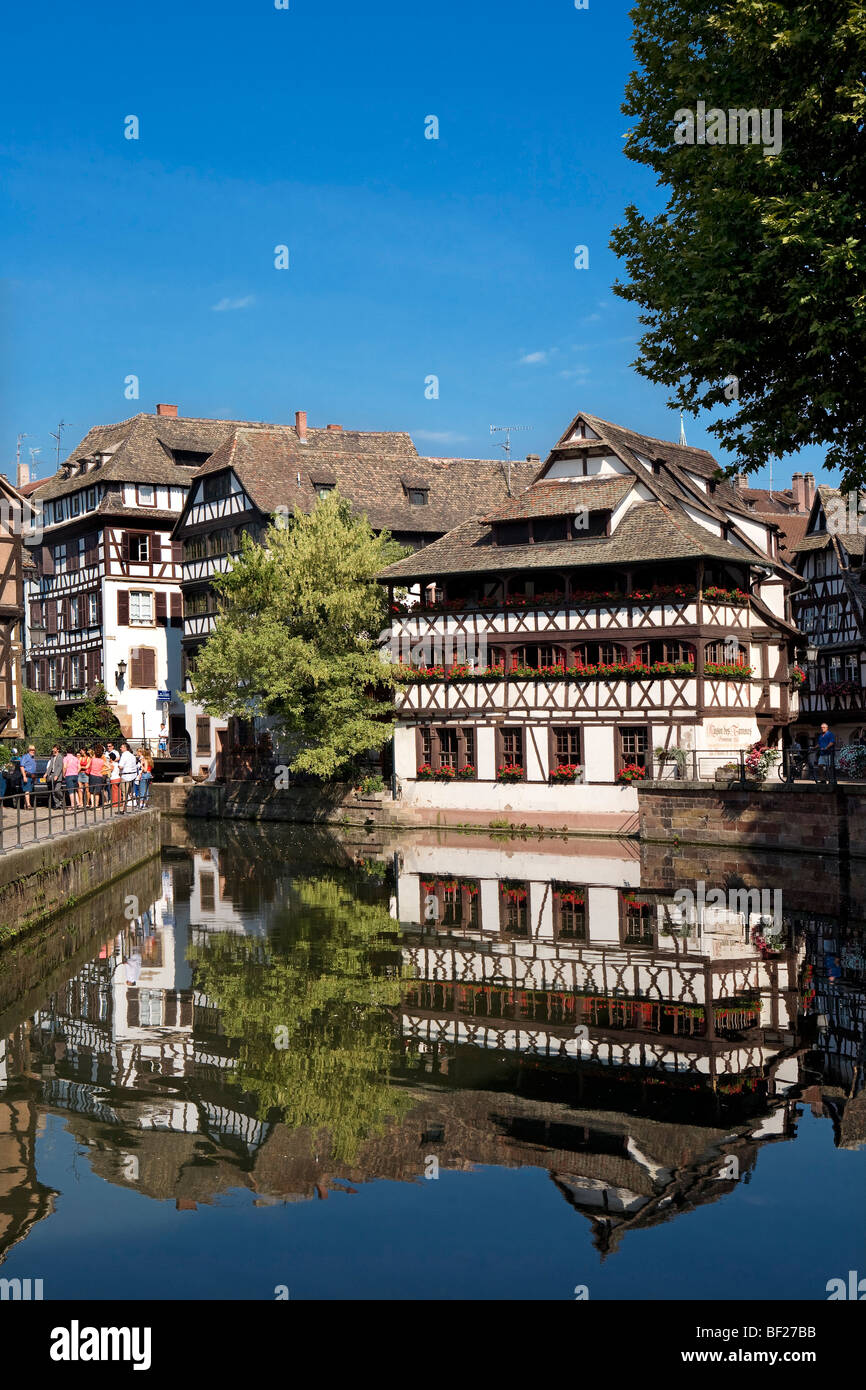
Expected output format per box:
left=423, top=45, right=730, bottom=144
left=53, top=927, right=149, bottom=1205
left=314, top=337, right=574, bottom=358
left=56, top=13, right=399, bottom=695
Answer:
left=703, top=585, right=749, bottom=606
left=617, top=764, right=647, bottom=784
left=549, top=764, right=582, bottom=784
left=497, top=765, right=524, bottom=783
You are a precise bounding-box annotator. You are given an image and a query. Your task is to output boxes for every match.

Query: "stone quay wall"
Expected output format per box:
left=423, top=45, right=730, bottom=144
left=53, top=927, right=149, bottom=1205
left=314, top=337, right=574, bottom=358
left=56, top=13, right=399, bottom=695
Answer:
left=0, top=809, right=161, bottom=947
left=638, top=782, right=866, bottom=858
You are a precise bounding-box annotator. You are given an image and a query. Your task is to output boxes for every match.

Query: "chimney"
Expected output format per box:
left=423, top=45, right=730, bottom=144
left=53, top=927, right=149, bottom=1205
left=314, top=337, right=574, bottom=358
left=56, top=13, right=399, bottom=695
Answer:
left=791, top=471, right=805, bottom=510
left=326, top=424, right=343, bottom=431
left=526, top=454, right=540, bottom=463
left=156, top=403, right=178, bottom=418
left=804, top=472, right=816, bottom=508
left=16, top=460, right=30, bottom=490
left=295, top=410, right=308, bottom=442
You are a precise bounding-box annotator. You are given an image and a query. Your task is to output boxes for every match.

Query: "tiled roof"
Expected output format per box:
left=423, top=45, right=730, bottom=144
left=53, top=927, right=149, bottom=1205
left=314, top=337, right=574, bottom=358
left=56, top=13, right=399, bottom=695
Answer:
left=764, top=512, right=809, bottom=561
left=378, top=499, right=765, bottom=581
left=184, top=427, right=538, bottom=537
left=31, top=414, right=266, bottom=500
left=482, top=477, right=633, bottom=523
left=736, top=485, right=803, bottom=514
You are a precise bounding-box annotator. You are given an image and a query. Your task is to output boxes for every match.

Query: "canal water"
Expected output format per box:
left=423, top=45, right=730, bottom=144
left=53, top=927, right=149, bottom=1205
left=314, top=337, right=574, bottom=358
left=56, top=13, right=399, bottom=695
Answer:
left=0, top=822, right=863, bottom=1301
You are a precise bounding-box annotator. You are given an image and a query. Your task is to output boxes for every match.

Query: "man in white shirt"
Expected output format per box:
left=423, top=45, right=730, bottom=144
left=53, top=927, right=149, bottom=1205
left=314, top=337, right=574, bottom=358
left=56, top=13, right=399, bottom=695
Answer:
left=118, top=743, right=138, bottom=810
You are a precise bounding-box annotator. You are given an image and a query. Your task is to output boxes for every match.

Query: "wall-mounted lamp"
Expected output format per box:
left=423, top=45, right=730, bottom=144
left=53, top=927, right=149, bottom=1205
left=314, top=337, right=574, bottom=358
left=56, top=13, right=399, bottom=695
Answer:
left=116, top=658, right=127, bottom=685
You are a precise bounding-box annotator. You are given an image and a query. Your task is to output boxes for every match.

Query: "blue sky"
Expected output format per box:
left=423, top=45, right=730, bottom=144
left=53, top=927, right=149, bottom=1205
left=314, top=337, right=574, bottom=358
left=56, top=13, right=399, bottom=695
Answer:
left=0, top=0, right=824, bottom=488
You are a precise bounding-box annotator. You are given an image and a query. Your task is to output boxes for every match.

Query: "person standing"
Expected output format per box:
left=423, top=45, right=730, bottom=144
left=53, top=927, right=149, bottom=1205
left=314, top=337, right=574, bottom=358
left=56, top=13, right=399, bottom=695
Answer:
left=20, top=745, right=38, bottom=810
left=89, top=743, right=106, bottom=807
left=62, top=747, right=81, bottom=807
left=46, top=744, right=64, bottom=807
left=109, top=750, right=122, bottom=808
left=118, top=742, right=138, bottom=810
left=78, top=747, right=91, bottom=808
left=137, top=751, right=153, bottom=806
left=4, top=754, right=23, bottom=808
left=817, top=722, right=837, bottom=782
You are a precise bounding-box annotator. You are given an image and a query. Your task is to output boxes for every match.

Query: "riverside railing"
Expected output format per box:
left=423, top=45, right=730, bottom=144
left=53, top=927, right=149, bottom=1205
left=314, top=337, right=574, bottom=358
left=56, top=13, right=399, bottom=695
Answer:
left=654, top=747, right=845, bottom=787
left=0, top=783, right=152, bottom=855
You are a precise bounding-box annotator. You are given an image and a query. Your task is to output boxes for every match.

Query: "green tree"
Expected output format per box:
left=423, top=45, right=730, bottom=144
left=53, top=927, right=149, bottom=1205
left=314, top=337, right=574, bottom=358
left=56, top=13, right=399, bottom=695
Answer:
left=610, top=0, right=866, bottom=485
left=61, top=685, right=123, bottom=748
left=187, top=495, right=409, bottom=778
left=21, top=688, right=63, bottom=754
left=186, top=875, right=409, bottom=1162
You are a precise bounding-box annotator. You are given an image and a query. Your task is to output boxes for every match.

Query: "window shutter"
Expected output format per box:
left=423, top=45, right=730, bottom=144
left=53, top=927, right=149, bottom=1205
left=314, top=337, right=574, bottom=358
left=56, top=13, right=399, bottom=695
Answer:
left=45, top=599, right=57, bottom=634
left=29, top=600, right=42, bottom=628
left=84, top=531, right=98, bottom=565
left=170, top=591, right=183, bottom=619
left=39, top=658, right=48, bottom=690
left=122, top=532, right=131, bottom=562
left=171, top=541, right=182, bottom=565
left=143, top=647, right=156, bottom=687
left=149, top=532, right=159, bottom=562
left=129, top=647, right=142, bottom=687
left=117, top=590, right=129, bottom=625
left=96, top=591, right=103, bottom=624
left=41, top=544, right=54, bottom=575
left=68, top=545, right=79, bottom=572
left=155, top=590, right=167, bottom=621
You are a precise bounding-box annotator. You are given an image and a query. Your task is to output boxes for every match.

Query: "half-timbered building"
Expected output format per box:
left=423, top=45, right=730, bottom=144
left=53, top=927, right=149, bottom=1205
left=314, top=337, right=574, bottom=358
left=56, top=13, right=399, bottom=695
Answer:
left=379, top=411, right=802, bottom=824
left=173, top=414, right=537, bottom=776
left=790, top=484, right=866, bottom=745
left=23, top=405, right=288, bottom=743
left=0, top=473, right=31, bottom=740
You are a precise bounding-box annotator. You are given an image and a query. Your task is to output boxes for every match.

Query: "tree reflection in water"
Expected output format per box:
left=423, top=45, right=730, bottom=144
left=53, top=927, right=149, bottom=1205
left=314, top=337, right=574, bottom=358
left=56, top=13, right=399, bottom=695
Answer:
left=187, top=876, right=410, bottom=1162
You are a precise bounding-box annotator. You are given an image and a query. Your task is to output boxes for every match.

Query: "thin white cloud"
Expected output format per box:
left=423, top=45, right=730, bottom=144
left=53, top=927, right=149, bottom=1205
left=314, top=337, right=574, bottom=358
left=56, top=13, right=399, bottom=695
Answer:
left=211, top=295, right=255, bottom=312
left=414, top=430, right=470, bottom=443
left=519, top=350, right=550, bottom=365
left=559, top=366, right=590, bottom=380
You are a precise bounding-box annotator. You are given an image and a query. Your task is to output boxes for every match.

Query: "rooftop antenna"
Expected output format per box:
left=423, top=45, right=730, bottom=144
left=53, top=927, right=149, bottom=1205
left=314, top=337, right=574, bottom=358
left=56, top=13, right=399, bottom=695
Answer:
left=50, top=420, right=72, bottom=469
left=490, top=423, right=531, bottom=495
left=678, top=411, right=687, bottom=446
left=29, top=447, right=41, bottom=477
left=16, top=433, right=28, bottom=471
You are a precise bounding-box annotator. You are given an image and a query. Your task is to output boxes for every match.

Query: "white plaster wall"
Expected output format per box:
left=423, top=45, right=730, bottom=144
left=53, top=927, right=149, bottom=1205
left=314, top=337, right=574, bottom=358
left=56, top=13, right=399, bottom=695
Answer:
left=583, top=724, right=615, bottom=782
left=477, top=726, right=496, bottom=780
left=398, top=779, right=637, bottom=816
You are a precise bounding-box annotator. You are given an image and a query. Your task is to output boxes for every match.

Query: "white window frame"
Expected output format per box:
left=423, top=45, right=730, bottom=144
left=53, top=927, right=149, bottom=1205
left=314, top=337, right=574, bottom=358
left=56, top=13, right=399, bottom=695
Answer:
left=129, top=590, right=155, bottom=625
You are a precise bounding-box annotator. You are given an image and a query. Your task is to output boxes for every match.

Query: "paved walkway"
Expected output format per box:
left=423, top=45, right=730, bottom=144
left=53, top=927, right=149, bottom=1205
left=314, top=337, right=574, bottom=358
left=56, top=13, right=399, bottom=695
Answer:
left=0, top=798, right=150, bottom=851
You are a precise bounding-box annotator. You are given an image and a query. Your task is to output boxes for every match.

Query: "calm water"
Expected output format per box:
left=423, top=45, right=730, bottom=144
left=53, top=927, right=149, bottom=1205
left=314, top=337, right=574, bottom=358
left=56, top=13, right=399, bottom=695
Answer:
left=0, top=823, right=863, bottom=1301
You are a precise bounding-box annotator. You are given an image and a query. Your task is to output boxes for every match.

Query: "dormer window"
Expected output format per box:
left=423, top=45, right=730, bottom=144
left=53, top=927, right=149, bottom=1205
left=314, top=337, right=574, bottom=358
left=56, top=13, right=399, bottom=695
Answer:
left=408, top=488, right=428, bottom=506
left=316, top=483, right=334, bottom=499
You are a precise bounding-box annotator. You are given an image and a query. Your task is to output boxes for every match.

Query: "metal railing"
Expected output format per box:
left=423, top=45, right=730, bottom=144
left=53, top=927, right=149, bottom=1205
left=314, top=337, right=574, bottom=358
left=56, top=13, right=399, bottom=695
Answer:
left=653, top=747, right=846, bottom=787
left=0, top=782, right=153, bottom=854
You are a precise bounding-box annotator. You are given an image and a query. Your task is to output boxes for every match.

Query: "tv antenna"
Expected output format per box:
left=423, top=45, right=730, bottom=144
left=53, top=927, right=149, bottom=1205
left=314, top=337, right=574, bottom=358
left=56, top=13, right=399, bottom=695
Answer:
left=50, top=420, right=72, bottom=468
left=490, top=423, right=531, bottom=495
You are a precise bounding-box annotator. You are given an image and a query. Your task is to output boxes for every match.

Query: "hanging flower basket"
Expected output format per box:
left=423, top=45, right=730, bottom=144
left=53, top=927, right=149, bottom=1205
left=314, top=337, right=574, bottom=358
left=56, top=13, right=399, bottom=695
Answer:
left=555, top=888, right=586, bottom=906
left=791, top=666, right=807, bottom=687
left=500, top=881, right=527, bottom=902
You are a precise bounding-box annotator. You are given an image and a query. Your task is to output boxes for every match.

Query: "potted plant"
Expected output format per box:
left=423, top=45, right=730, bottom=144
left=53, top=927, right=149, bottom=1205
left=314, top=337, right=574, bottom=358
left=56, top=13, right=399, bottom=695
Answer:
left=654, top=746, right=687, bottom=779
left=417, top=763, right=435, bottom=780
left=457, top=763, right=476, bottom=780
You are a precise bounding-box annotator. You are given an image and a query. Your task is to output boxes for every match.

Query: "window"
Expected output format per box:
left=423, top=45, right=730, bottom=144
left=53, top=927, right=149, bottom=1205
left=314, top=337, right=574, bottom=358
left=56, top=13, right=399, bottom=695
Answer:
left=621, top=891, right=654, bottom=946
left=511, top=644, right=565, bottom=671
left=185, top=591, right=213, bottom=617
left=316, top=484, right=335, bottom=500
left=196, top=717, right=212, bottom=754
left=54, top=542, right=67, bottom=573
left=496, top=521, right=531, bottom=546
left=86, top=487, right=97, bottom=510
left=69, top=596, right=82, bottom=628
left=552, top=726, right=582, bottom=768
left=129, top=647, right=157, bottom=688
left=408, top=489, right=428, bottom=506
left=534, top=515, right=570, bottom=543
left=437, top=728, right=458, bottom=769
left=421, top=877, right=479, bottom=930
left=416, top=725, right=476, bottom=776
left=419, top=727, right=432, bottom=765
left=554, top=883, right=587, bottom=941
left=70, top=492, right=81, bottom=517
left=618, top=725, right=649, bottom=773
left=845, top=654, right=859, bottom=681
left=200, top=872, right=216, bottom=913
left=53, top=500, right=65, bottom=524
left=48, top=658, right=58, bottom=691
left=705, top=639, right=748, bottom=665
left=633, top=640, right=695, bottom=665
left=499, top=880, right=529, bottom=938
left=70, top=654, right=83, bottom=689
left=137, top=484, right=155, bottom=506
left=129, top=591, right=154, bottom=625
left=202, top=474, right=231, bottom=502
left=815, top=553, right=826, bottom=577
left=184, top=535, right=207, bottom=561
left=88, top=592, right=99, bottom=626
left=210, top=529, right=231, bottom=556
left=574, top=641, right=627, bottom=667
left=125, top=533, right=151, bottom=563
left=497, top=727, right=524, bottom=778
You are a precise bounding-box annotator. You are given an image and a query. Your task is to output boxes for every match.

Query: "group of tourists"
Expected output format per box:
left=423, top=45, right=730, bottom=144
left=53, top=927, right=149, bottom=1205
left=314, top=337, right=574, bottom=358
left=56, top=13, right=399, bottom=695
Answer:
left=1, top=741, right=153, bottom=811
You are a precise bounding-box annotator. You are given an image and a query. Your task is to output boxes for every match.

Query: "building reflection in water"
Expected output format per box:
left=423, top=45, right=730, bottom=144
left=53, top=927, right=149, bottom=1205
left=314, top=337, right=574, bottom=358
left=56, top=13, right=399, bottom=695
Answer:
left=1, top=826, right=864, bottom=1264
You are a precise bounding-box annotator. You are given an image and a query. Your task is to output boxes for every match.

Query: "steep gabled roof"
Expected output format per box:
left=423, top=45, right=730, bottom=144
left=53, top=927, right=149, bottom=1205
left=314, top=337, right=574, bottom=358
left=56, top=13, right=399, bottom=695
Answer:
left=175, top=426, right=539, bottom=538
left=483, top=477, right=634, bottom=524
